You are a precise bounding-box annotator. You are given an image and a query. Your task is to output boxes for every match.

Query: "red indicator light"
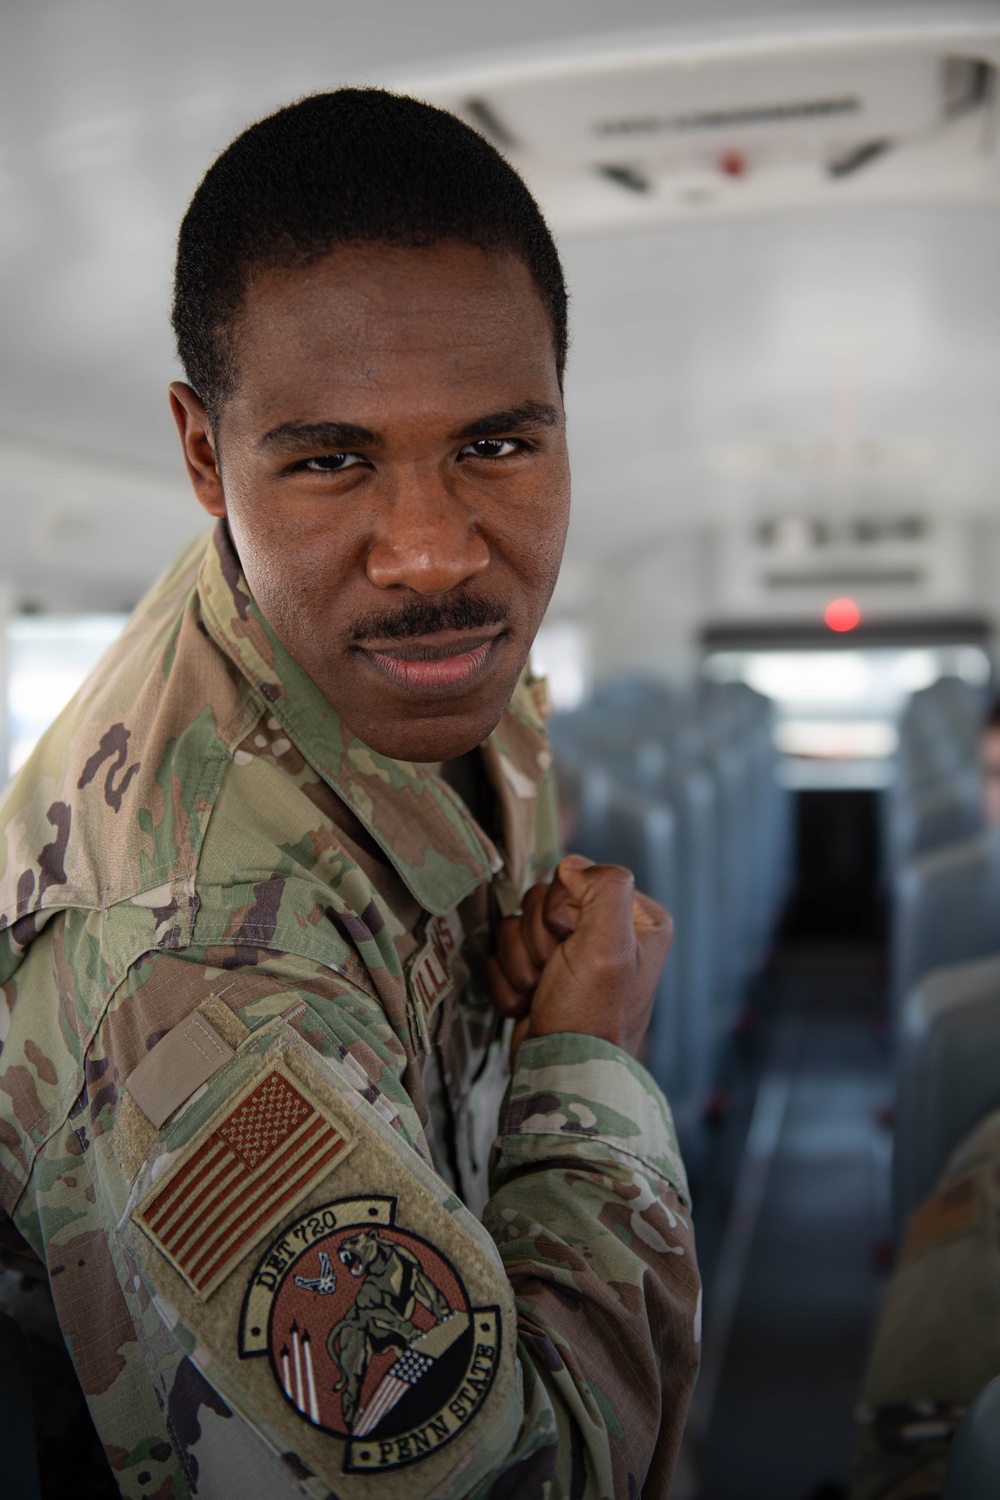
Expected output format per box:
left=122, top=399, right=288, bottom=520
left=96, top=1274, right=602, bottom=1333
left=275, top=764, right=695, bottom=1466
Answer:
left=825, top=597, right=861, bottom=632
left=719, top=149, right=748, bottom=177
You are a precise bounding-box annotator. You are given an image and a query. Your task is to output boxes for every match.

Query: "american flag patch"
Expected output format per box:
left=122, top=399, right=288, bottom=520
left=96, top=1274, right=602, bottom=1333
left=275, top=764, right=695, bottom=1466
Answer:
left=134, top=1062, right=352, bottom=1299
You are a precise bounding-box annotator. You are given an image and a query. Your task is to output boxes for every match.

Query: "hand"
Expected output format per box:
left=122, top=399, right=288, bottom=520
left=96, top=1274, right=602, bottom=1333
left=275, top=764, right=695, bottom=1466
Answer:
left=485, top=854, right=673, bottom=1060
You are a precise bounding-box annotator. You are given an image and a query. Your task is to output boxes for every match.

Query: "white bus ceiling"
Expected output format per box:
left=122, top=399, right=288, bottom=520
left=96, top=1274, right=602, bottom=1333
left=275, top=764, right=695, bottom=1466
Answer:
left=1, top=0, right=999, bottom=671
left=6, top=8, right=1000, bottom=1500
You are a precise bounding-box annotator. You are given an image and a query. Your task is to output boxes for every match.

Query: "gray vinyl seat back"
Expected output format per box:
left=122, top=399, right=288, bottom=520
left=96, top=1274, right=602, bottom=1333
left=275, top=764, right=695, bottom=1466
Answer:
left=699, top=738, right=755, bottom=1031
left=706, top=685, right=781, bottom=960
left=583, top=788, right=682, bottom=1105
left=550, top=755, right=614, bottom=866
left=634, top=742, right=719, bottom=1125
left=748, top=713, right=779, bottom=954
left=900, top=677, right=983, bottom=759
left=893, top=949, right=1000, bottom=1238
left=752, top=710, right=791, bottom=957
left=892, top=829, right=1000, bottom=1018
left=890, top=676, right=989, bottom=872
left=943, top=1374, right=1000, bottom=1500
left=672, top=686, right=787, bottom=1031
left=719, top=686, right=791, bottom=948
left=551, top=733, right=702, bottom=1140
left=548, top=680, right=793, bottom=1150
left=889, top=773, right=982, bottom=867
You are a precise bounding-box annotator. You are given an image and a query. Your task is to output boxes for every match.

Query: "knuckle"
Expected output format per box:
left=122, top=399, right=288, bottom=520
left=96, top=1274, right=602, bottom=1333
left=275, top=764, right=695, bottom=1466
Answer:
left=588, top=948, right=632, bottom=984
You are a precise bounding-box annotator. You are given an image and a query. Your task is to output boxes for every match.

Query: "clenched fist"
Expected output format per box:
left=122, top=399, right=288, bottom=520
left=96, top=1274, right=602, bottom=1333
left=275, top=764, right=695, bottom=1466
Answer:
left=485, top=854, right=673, bottom=1060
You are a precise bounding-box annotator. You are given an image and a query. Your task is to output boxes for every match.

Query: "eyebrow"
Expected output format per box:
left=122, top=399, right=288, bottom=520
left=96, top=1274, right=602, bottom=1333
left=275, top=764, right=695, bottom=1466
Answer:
left=258, top=420, right=378, bottom=452
left=258, top=400, right=561, bottom=454
left=452, top=401, right=561, bottom=440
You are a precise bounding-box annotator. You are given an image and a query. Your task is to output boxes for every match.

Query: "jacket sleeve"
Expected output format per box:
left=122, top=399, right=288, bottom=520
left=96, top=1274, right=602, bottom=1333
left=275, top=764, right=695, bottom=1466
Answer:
left=15, top=949, right=697, bottom=1500
left=480, top=1032, right=700, bottom=1500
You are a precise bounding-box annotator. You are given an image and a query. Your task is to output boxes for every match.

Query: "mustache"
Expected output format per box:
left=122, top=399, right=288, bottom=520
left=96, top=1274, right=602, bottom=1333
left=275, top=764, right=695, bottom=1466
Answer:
left=349, top=593, right=510, bottom=644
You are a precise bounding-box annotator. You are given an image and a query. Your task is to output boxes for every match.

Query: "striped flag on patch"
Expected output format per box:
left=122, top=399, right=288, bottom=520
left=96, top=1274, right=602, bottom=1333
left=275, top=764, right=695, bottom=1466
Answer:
left=135, top=1064, right=350, bottom=1298
left=353, top=1311, right=470, bottom=1436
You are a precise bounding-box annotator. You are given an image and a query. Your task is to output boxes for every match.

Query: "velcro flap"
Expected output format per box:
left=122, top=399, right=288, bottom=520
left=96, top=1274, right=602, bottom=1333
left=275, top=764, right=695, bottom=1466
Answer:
left=126, top=1011, right=235, bottom=1128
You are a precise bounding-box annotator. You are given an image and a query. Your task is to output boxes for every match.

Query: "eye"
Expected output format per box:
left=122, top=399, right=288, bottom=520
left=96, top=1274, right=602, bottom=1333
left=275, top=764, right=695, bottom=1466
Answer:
left=460, top=438, right=522, bottom=460
left=299, top=452, right=363, bottom=472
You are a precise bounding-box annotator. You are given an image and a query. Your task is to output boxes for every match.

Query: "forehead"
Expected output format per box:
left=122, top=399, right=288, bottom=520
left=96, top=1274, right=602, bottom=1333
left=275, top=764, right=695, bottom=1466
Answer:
left=230, top=241, right=558, bottom=414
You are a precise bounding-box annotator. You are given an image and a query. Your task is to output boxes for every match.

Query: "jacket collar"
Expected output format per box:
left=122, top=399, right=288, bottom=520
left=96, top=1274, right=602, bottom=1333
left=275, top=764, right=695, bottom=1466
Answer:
left=197, top=524, right=549, bottom=917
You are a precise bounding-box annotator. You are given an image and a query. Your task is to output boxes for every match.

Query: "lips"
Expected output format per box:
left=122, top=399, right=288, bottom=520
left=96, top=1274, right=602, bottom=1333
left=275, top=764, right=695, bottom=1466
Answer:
left=354, top=631, right=502, bottom=695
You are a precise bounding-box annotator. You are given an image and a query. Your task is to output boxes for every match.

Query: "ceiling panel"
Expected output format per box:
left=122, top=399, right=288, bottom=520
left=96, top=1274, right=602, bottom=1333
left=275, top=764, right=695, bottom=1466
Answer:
left=1, top=0, right=999, bottom=603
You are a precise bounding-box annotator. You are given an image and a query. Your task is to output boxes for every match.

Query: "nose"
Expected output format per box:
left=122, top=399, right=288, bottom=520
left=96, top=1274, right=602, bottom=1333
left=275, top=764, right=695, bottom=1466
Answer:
left=366, top=471, right=490, bottom=594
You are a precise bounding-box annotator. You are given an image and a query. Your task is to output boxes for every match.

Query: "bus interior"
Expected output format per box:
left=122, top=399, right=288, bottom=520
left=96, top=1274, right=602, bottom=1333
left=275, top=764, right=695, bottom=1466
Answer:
left=3, top=3, right=1000, bottom=1497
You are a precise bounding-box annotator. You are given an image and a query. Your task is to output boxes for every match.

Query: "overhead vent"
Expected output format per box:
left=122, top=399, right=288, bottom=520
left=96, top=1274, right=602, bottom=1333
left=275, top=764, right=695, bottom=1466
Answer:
left=407, top=23, right=1000, bottom=229
left=595, top=96, right=862, bottom=136
left=763, top=568, right=924, bottom=589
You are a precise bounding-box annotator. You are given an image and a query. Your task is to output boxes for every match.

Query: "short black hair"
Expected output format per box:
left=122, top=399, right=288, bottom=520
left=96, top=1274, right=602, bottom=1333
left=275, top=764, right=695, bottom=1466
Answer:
left=985, top=696, right=1000, bottom=730
left=173, top=88, right=568, bottom=423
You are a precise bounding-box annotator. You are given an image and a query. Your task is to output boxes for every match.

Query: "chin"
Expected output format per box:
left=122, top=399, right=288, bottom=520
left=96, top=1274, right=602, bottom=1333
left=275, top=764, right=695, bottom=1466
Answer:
left=367, top=716, right=498, bottom=764
left=355, top=694, right=512, bottom=764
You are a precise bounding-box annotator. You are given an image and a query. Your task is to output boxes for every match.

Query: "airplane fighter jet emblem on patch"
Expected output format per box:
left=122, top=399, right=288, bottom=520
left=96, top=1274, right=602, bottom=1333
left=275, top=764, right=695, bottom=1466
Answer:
left=239, top=1195, right=501, bottom=1473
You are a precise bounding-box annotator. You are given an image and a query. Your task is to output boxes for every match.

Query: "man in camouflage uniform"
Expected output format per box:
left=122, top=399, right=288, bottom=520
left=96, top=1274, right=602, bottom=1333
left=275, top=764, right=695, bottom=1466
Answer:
left=0, top=90, right=700, bottom=1499
left=851, top=1109, right=1000, bottom=1499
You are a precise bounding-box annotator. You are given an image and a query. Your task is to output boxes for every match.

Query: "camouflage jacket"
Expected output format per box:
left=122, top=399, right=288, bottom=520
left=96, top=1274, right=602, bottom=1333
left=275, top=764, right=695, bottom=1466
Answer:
left=0, top=523, right=699, bottom=1500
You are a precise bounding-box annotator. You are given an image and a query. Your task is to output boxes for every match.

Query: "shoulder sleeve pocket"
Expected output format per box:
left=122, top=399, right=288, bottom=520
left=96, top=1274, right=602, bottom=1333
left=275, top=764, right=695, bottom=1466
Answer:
left=118, top=1019, right=521, bottom=1500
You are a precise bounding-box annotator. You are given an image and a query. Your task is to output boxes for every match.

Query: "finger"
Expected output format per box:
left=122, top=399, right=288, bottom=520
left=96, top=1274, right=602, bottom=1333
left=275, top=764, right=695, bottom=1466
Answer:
left=542, top=871, right=578, bottom=939
left=632, top=891, right=674, bottom=982
left=557, top=858, right=635, bottom=923
left=521, top=882, right=562, bottom=970
left=484, top=955, right=533, bottom=1019
left=632, top=889, right=674, bottom=945
left=553, top=860, right=638, bottom=969
left=494, top=913, right=540, bottom=994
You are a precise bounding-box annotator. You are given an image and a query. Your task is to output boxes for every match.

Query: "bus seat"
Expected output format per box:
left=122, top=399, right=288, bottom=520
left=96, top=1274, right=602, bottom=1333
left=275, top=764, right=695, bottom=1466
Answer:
left=635, top=744, right=719, bottom=1126
left=891, top=830, right=1000, bottom=1018
left=889, top=774, right=982, bottom=868
left=893, top=951, right=1000, bottom=1239
left=700, top=739, right=755, bottom=1029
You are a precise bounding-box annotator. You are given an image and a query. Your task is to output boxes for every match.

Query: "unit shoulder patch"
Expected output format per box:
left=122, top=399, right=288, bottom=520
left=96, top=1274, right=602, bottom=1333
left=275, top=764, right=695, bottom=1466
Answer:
left=239, top=1195, right=500, bottom=1473
left=121, top=1031, right=520, bottom=1498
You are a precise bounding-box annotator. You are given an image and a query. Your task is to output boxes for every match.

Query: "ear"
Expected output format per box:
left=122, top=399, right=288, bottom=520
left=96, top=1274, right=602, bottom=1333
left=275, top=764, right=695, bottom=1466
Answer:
left=169, top=381, right=226, bottom=518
